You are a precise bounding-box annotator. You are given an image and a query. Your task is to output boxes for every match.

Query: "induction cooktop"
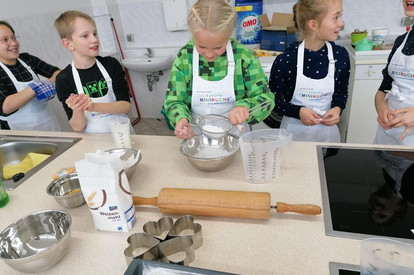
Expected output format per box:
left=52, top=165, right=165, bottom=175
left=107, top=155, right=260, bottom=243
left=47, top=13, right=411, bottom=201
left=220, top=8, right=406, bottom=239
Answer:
left=329, top=262, right=360, bottom=275
left=318, top=145, right=414, bottom=244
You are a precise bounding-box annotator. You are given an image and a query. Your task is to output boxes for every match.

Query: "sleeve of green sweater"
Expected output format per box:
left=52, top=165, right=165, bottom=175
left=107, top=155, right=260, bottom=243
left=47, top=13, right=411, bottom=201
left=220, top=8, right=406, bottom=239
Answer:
left=163, top=45, right=193, bottom=128
left=232, top=41, right=275, bottom=124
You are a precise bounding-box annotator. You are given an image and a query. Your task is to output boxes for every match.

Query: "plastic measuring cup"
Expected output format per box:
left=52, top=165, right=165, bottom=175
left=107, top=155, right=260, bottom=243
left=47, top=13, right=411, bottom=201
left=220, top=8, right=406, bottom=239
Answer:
left=109, top=116, right=132, bottom=148
left=239, top=129, right=292, bottom=184
left=360, top=238, right=414, bottom=275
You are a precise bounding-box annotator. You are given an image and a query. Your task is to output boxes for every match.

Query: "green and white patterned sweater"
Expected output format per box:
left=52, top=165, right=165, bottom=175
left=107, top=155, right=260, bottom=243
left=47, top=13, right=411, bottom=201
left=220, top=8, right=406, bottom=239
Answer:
left=163, top=38, right=275, bottom=127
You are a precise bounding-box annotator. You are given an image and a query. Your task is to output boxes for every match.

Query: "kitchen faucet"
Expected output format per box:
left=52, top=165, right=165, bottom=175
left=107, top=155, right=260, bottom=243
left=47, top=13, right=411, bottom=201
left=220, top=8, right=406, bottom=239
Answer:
left=145, top=48, right=154, bottom=58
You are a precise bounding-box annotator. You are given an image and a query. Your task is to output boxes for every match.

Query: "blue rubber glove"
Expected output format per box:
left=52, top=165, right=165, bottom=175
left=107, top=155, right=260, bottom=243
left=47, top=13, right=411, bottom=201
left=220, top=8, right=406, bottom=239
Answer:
left=28, top=79, right=56, bottom=102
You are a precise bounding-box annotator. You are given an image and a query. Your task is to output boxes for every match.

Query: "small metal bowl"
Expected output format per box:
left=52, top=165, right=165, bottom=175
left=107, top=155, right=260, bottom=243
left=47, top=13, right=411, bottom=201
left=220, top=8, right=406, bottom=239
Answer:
left=46, top=173, right=85, bottom=208
left=180, top=134, right=239, bottom=172
left=105, top=148, right=142, bottom=179
left=0, top=210, right=72, bottom=273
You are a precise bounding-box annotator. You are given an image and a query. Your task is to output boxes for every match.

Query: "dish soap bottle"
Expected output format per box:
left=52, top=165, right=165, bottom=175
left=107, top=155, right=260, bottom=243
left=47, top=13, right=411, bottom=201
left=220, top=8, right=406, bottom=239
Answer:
left=0, top=179, right=9, bottom=208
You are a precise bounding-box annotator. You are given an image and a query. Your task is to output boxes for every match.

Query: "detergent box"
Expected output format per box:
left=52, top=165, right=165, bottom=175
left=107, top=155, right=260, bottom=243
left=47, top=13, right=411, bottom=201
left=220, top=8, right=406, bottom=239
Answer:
left=259, top=13, right=297, bottom=52
left=235, top=0, right=263, bottom=44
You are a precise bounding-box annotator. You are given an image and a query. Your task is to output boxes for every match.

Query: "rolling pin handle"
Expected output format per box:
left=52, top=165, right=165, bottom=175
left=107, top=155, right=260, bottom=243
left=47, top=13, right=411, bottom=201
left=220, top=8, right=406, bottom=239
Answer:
left=272, top=202, right=321, bottom=215
left=132, top=196, right=158, bottom=207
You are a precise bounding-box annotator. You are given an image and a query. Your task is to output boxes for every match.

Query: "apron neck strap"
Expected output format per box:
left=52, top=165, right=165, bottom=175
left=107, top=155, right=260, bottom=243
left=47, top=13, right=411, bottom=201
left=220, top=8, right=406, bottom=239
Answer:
left=0, top=58, right=38, bottom=84
left=193, top=41, right=234, bottom=76
left=72, top=59, right=112, bottom=95
left=298, top=41, right=335, bottom=76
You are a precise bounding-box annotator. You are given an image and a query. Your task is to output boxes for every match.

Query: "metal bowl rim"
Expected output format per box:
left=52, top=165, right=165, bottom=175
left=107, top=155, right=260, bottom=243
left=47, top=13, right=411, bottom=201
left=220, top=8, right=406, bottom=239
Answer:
left=179, top=133, right=240, bottom=160
left=0, top=209, right=72, bottom=261
left=46, top=173, right=81, bottom=199
left=104, top=148, right=142, bottom=168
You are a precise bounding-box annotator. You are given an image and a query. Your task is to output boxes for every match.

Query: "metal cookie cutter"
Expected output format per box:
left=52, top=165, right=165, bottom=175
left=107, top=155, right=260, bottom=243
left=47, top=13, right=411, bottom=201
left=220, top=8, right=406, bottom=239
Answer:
left=124, top=233, right=160, bottom=265
left=126, top=215, right=203, bottom=266
left=142, top=216, right=174, bottom=241
left=157, top=236, right=195, bottom=266
left=167, top=215, right=203, bottom=250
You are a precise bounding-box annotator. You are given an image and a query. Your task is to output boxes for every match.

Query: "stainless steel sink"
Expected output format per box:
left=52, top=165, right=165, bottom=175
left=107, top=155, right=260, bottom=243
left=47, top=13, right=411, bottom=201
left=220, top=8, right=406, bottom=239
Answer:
left=0, top=135, right=81, bottom=190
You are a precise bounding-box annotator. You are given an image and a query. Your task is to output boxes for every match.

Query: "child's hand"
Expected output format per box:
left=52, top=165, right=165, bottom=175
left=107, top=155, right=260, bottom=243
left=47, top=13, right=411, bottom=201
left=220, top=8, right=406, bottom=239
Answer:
left=28, top=79, right=56, bottom=102
left=228, top=106, right=249, bottom=125
left=321, top=107, right=341, bottom=126
left=389, top=107, right=414, bottom=141
left=66, top=93, right=91, bottom=112
left=299, top=107, right=322, bottom=126
left=175, top=118, right=194, bottom=139
left=377, top=106, right=395, bottom=130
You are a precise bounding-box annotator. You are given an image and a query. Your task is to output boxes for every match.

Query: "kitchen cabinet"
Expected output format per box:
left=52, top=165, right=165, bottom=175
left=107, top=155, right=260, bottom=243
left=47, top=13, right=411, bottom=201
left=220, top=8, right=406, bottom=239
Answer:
left=346, top=64, right=385, bottom=144
left=340, top=44, right=390, bottom=144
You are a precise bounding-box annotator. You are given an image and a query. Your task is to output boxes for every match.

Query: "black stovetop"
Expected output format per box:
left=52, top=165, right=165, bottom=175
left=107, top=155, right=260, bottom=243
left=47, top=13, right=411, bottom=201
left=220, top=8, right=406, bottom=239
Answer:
left=318, top=146, right=414, bottom=244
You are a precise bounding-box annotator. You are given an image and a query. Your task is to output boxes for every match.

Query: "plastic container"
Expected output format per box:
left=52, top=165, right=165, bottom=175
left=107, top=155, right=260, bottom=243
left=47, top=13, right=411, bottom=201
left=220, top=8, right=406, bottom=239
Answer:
left=372, top=27, right=388, bottom=47
left=354, top=38, right=374, bottom=51
left=239, top=129, right=292, bottom=184
left=0, top=179, right=9, bottom=208
left=109, top=116, right=132, bottom=148
left=235, top=0, right=263, bottom=44
left=351, top=32, right=368, bottom=44
left=360, top=238, right=414, bottom=275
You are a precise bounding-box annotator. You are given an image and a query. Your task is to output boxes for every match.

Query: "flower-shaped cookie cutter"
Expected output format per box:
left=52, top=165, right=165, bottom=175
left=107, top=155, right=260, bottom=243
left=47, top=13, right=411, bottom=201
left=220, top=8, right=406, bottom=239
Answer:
left=124, top=232, right=160, bottom=266
left=165, top=215, right=203, bottom=250
left=124, top=215, right=203, bottom=266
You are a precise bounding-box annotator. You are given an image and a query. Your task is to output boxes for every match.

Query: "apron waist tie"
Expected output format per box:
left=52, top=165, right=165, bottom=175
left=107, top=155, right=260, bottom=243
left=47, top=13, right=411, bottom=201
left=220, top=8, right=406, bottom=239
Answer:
left=385, top=89, right=406, bottom=101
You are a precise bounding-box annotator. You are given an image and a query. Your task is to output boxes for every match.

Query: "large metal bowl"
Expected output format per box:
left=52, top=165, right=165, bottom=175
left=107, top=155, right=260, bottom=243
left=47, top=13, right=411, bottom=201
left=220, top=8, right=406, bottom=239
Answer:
left=46, top=173, right=85, bottom=208
left=105, top=148, right=142, bottom=179
left=0, top=210, right=72, bottom=273
left=180, top=134, right=239, bottom=172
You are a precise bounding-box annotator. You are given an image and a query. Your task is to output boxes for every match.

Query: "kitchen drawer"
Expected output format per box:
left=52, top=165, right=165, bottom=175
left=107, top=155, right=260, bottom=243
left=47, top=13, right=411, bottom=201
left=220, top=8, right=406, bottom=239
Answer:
left=354, top=64, right=385, bottom=80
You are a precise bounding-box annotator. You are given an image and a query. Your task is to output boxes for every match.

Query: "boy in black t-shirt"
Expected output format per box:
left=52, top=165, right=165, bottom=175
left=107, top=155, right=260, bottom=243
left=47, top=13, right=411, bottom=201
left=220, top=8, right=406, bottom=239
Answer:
left=54, top=11, right=131, bottom=133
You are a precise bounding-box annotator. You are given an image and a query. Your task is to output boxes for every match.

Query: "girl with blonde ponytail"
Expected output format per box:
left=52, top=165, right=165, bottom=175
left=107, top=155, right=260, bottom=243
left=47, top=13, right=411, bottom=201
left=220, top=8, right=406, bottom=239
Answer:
left=269, top=0, right=350, bottom=143
left=164, top=0, right=274, bottom=140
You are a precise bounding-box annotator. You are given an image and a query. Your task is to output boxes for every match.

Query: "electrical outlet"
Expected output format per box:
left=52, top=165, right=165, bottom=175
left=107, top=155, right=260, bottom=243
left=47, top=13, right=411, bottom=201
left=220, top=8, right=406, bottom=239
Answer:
left=401, top=16, right=413, bottom=26
left=126, top=34, right=134, bottom=42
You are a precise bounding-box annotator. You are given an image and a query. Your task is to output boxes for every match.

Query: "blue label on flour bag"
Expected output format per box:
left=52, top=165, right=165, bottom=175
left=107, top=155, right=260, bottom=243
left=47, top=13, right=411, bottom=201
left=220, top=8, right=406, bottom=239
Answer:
left=235, top=0, right=263, bottom=44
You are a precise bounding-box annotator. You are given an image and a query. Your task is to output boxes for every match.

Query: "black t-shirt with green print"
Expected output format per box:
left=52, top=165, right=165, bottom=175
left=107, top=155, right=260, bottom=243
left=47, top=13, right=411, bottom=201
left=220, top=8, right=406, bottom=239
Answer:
left=56, top=55, right=130, bottom=120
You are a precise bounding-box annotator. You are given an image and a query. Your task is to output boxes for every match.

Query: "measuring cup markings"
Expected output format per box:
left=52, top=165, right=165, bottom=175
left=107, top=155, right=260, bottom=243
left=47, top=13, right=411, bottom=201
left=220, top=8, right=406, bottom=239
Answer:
left=361, top=238, right=414, bottom=275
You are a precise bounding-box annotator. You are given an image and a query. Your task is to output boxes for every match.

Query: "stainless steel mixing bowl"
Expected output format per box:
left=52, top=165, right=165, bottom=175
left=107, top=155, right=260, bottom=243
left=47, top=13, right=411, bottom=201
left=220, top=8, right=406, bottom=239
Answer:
left=105, top=148, right=142, bottom=179
left=180, top=134, right=239, bottom=172
left=0, top=209, right=72, bottom=273
left=46, top=173, right=85, bottom=208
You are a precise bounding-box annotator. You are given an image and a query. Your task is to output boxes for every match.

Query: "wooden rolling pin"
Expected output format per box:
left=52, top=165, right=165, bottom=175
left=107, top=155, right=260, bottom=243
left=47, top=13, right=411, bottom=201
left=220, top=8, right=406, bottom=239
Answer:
left=132, top=188, right=321, bottom=220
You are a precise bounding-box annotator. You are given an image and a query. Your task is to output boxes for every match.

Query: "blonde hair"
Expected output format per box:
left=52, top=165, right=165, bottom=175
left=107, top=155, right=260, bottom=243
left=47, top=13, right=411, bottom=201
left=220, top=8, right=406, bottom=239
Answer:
left=54, top=10, right=95, bottom=39
left=188, top=0, right=236, bottom=37
left=293, top=0, right=338, bottom=40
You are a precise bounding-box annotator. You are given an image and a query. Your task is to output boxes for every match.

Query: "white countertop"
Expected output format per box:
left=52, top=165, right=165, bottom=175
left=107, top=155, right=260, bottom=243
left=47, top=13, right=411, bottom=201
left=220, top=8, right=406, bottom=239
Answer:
left=0, top=130, right=409, bottom=275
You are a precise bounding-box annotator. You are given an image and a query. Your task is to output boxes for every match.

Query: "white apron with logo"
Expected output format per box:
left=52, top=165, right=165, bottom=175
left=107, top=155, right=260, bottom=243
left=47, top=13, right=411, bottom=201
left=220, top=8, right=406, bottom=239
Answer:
left=280, top=41, right=340, bottom=142
left=374, top=29, right=414, bottom=145
left=72, top=59, right=133, bottom=134
left=191, top=42, right=248, bottom=136
left=0, top=58, right=60, bottom=131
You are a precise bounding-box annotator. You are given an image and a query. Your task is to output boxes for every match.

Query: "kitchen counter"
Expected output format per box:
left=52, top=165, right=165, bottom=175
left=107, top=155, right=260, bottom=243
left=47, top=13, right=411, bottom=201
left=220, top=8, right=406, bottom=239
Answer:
left=0, top=130, right=408, bottom=275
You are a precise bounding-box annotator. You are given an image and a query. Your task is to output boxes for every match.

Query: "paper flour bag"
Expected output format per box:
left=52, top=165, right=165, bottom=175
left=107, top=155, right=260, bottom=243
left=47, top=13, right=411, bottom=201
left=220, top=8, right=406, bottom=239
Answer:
left=75, top=150, right=136, bottom=232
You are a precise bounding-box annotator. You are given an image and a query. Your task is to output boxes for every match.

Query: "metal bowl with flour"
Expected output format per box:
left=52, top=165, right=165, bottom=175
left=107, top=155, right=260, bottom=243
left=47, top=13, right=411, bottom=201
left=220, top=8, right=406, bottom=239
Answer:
left=180, top=134, right=239, bottom=172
